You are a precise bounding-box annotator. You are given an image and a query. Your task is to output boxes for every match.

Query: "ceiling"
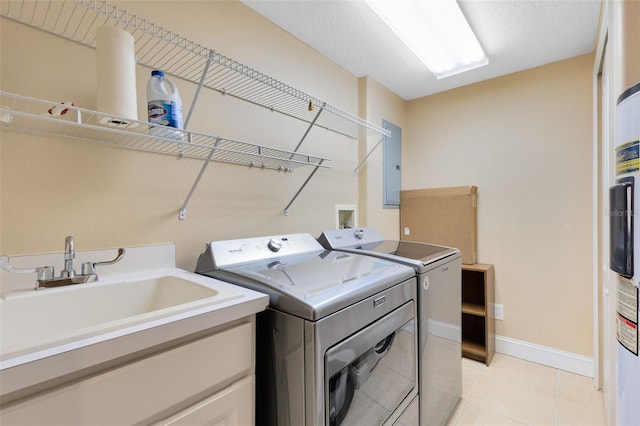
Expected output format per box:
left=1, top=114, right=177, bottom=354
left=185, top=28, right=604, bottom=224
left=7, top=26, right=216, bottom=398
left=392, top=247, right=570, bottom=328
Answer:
left=241, top=0, right=602, bottom=100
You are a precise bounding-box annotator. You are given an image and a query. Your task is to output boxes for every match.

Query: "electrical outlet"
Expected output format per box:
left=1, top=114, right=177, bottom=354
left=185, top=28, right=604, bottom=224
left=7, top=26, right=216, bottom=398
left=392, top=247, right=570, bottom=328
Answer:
left=494, top=303, right=504, bottom=320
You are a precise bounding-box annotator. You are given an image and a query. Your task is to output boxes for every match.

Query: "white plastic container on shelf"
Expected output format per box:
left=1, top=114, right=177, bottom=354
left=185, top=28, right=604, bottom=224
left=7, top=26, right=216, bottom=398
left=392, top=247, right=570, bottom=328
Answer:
left=146, top=70, right=184, bottom=140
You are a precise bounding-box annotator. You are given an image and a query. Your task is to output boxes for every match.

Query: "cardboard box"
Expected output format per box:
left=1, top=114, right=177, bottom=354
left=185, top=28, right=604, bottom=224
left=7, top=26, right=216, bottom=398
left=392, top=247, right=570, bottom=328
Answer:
left=400, top=186, right=478, bottom=264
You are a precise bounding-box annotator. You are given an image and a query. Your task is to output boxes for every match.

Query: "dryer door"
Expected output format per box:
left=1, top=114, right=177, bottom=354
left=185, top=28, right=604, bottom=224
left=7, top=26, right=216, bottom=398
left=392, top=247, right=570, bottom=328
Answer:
left=324, top=301, right=416, bottom=426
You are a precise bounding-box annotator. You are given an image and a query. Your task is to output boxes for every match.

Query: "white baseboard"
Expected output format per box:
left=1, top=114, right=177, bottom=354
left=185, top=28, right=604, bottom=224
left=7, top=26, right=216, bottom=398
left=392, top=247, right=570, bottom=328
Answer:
left=495, top=335, right=594, bottom=377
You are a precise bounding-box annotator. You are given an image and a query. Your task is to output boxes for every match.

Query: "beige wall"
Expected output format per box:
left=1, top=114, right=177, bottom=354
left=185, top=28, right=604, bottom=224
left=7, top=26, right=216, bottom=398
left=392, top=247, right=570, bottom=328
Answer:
left=1, top=0, right=599, bottom=359
left=358, top=76, right=407, bottom=239
left=0, top=1, right=365, bottom=275
left=404, top=54, right=595, bottom=356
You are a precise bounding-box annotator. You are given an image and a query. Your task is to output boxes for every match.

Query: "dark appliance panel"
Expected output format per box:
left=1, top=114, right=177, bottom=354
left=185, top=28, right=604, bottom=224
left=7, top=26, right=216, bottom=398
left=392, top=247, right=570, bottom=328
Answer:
left=610, top=176, right=634, bottom=278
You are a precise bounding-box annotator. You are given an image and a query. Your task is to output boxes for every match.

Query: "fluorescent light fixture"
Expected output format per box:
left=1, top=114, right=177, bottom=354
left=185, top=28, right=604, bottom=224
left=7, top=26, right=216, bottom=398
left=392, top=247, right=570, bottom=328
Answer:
left=366, top=0, right=488, bottom=79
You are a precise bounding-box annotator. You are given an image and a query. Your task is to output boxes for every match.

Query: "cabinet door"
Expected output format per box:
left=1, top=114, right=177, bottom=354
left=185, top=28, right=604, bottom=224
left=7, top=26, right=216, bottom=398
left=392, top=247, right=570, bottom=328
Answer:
left=158, top=376, right=253, bottom=426
left=0, top=322, right=253, bottom=425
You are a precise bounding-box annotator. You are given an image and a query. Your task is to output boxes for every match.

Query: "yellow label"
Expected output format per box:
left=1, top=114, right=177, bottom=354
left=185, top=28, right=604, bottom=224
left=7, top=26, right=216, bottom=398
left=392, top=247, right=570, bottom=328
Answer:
left=616, top=140, right=640, bottom=175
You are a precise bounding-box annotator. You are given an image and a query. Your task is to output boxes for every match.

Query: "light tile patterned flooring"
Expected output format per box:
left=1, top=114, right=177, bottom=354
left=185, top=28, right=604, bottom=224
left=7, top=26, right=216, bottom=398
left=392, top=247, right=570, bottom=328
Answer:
left=448, top=354, right=606, bottom=426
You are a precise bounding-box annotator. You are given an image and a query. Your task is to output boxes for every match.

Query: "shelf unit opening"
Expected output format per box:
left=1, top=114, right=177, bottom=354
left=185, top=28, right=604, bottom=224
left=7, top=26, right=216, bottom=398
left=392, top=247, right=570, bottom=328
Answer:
left=462, top=269, right=486, bottom=312
left=462, top=313, right=487, bottom=358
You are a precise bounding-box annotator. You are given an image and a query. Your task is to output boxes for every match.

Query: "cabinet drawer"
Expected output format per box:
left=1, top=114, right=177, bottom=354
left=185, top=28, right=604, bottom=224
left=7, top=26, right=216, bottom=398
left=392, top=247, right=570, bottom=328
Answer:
left=158, top=376, right=253, bottom=426
left=1, top=321, right=253, bottom=425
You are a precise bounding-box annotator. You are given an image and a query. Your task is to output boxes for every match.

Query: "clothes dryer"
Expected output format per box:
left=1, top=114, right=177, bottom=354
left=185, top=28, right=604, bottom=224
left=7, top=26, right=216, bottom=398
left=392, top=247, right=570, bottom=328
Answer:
left=318, top=227, right=462, bottom=426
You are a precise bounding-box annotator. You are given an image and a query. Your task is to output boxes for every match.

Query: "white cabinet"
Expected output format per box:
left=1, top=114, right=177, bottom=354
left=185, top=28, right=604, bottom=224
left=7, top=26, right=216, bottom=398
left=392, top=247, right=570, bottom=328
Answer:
left=0, top=318, right=256, bottom=425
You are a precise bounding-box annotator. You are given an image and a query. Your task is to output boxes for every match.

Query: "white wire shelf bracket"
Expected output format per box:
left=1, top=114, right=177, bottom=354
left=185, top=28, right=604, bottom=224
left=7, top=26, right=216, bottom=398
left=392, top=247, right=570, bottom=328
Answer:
left=0, top=92, right=331, bottom=219
left=0, top=0, right=391, bottom=140
left=0, top=92, right=329, bottom=171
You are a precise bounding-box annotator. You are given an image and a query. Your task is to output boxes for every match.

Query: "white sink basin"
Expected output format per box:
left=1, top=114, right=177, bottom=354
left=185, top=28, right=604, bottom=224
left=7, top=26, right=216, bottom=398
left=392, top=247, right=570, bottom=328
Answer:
left=0, top=270, right=245, bottom=362
left=0, top=245, right=269, bottom=401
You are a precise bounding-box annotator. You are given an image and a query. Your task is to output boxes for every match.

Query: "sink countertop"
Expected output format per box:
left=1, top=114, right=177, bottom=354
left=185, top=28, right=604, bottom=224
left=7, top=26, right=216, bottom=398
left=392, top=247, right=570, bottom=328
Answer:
left=0, top=244, right=268, bottom=401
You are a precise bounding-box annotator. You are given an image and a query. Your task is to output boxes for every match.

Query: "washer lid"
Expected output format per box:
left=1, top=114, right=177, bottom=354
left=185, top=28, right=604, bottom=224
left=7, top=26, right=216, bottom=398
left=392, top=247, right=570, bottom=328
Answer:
left=318, top=228, right=460, bottom=272
left=342, top=240, right=459, bottom=271
left=207, top=250, right=414, bottom=321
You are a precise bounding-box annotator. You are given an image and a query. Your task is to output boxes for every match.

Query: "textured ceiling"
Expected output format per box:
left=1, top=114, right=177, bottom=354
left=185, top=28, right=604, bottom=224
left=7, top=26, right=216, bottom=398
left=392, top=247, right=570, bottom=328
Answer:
left=242, top=0, right=602, bottom=100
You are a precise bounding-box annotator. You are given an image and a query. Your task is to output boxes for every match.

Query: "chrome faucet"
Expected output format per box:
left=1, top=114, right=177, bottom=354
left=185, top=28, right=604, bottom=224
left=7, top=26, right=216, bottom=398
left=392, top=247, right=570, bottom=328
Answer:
left=0, top=236, right=125, bottom=290
left=61, top=235, right=76, bottom=278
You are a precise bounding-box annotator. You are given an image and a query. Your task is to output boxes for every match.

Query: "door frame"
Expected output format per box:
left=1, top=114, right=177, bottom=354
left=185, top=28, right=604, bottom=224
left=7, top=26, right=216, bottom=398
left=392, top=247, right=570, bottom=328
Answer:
left=592, top=2, right=607, bottom=390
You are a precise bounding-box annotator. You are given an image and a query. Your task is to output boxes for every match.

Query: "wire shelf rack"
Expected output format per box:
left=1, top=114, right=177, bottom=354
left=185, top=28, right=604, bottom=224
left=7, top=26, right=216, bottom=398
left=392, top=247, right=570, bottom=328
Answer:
left=0, top=92, right=330, bottom=172
left=0, top=0, right=390, bottom=140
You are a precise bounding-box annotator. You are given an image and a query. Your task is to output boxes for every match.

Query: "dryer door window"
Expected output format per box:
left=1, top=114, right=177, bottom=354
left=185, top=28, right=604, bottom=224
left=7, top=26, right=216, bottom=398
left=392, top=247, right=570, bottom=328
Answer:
left=325, top=301, right=416, bottom=426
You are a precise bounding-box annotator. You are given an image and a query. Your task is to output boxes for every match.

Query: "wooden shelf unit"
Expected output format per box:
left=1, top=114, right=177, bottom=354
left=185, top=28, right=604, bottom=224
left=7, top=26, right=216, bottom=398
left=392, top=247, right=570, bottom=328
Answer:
left=461, top=263, right=495, bottom=365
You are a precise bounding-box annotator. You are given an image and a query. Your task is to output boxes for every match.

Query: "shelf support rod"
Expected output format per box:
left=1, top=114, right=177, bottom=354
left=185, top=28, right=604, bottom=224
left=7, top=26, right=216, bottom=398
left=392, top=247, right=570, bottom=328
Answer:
left=179, top=138, right=221, bottom=220
left=353, top=136, right=385, bottom=174
left=291, top=103, right=325, bottom=154
left=284, top=159, right=325, bottom=216
left=183, top=49, right=214, bottom=131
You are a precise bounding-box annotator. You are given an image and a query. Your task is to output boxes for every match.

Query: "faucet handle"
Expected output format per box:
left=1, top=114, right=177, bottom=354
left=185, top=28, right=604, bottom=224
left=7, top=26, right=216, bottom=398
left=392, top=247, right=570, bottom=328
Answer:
left=81, top=248, right=126, bottom=275
left=64, top=236, right=75, bottom=259
left=1, top=255, right=55, bottom=281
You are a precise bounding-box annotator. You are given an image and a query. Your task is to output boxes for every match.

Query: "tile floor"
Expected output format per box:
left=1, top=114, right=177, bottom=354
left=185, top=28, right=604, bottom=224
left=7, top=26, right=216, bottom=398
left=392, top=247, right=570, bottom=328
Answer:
left=448, top=354, right=606, bottom=426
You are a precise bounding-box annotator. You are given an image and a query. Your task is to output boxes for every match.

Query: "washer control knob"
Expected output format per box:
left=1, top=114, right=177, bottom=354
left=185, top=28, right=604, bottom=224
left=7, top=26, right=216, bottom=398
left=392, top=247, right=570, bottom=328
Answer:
left=268, top=238, right=283, bottom=252
left=354, top=229, right=364, bottom=240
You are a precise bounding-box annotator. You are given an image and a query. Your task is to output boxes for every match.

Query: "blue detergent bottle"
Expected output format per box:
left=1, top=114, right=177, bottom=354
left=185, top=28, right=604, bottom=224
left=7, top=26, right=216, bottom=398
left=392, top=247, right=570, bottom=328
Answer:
left=147, top=70, right=183, bottom=140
